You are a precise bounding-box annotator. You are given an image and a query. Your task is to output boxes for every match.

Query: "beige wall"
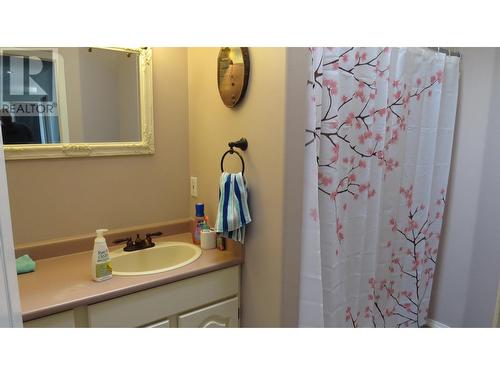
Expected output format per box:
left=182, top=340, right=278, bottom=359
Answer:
left=187, top=47, right=306, bottom=327
left=281, top=48, right=308, bottom=327
left=430, top=48, right=500, bottom=327
left=5, top=48, right=190, bottom=244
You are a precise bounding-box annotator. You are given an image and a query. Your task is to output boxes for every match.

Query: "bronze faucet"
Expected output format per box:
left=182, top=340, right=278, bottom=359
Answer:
left=113, top=232, right=162, bottom=252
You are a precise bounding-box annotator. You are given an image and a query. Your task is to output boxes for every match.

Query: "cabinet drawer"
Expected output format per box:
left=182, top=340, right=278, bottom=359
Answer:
left=87, top=266, right=239, bottom=327
left=178, top=297, right=239, bottom=328
left=24, top=310, right=75, bottom=328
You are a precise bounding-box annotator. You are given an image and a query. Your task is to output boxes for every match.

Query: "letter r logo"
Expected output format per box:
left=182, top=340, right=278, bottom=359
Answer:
left=1, top=49, right=53, bottom=101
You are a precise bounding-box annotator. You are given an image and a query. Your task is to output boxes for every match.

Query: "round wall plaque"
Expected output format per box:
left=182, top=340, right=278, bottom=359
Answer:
left=217, top=47, right=250, bottom=108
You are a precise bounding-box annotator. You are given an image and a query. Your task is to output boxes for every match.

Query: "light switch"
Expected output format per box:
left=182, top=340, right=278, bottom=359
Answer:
left=190, top=177, right=198, bottom=197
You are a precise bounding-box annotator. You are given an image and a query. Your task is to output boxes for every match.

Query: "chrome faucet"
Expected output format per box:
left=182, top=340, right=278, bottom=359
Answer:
left=113, top=232, right=162, bottom=252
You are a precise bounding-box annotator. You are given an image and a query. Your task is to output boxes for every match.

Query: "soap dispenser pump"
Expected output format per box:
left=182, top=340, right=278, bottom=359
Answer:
left=91, top=229, right=112, bottom=282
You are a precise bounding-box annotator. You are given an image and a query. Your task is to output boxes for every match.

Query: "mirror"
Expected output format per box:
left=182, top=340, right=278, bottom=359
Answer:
left=217, top=47, right=250, bottom=108
left=0, top=47, right=154, bottom=159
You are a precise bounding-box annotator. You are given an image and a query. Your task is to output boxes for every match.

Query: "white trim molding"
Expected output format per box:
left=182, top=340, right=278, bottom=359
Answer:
left=425, top=319, right=450, bottom=328
left=493, top=281, right=500, bottom=327
left=3, top=47, right=154, bottom=160
left=0, top=133, right=22, bottom=327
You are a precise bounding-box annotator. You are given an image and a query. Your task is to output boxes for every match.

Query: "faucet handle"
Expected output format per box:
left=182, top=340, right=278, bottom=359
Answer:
left=113, top=237, right=132, bottom=244
left=146, top=231, right=162, bottom=237
left=145, top=232, right=162, bottom=246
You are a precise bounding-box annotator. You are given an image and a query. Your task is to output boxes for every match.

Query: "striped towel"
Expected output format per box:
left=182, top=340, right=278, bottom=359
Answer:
left=214, top=172, right=251, bottom=244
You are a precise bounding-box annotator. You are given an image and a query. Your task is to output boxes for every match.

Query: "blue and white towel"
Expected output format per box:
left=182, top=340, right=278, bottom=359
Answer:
left=214, top=172, right=251, bottom=244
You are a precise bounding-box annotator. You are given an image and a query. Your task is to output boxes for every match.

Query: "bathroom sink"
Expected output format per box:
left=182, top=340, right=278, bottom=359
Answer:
left=110, top=242, right=201, bottom=276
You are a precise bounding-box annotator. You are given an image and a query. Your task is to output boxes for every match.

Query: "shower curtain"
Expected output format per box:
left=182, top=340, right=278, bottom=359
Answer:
left=299, top=48, right=460, bottom=327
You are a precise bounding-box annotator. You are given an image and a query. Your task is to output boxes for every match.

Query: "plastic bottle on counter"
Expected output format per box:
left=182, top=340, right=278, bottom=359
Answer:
left=91, top=229, right=112, bottom=282
left=192, top=203, right=209, bottom=245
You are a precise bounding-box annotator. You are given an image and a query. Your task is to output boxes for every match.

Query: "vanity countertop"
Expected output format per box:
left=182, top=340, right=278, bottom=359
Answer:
left=18, top=232, right=243, bottom=321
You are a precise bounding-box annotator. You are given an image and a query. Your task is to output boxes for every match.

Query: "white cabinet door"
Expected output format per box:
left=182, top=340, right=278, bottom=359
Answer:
left=0, top=136, right=22, bottom=327
left=87, top=266, right=239, bottom=327
left=178, top=297, right=239, bottom=328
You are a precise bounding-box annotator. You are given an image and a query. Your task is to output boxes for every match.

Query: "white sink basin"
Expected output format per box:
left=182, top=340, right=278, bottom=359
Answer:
left=110, top=241, right=201, bottom=276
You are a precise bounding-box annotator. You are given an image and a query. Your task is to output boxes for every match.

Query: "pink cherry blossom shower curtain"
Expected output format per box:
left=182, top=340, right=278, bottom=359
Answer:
left=299, top=48, right=460, bottom=327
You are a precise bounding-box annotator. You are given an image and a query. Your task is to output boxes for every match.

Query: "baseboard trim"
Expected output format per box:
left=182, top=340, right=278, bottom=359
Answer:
left=425, top=319, right=450, bottom=328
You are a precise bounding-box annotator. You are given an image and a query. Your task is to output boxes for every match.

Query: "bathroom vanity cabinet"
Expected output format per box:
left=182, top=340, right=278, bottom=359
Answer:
left=24, top=266, right=240, bottom=328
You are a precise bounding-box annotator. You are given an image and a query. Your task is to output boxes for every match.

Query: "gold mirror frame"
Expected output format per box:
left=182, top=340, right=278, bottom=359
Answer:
left=3, top=47, right=154, bottom=160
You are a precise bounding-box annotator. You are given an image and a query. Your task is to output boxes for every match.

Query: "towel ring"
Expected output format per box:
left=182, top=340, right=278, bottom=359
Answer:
left=220, top=149, right=245, bottom=174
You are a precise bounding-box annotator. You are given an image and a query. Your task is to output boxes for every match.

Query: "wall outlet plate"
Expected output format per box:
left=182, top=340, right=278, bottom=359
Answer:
left=190, top=177, right=198, bottom=197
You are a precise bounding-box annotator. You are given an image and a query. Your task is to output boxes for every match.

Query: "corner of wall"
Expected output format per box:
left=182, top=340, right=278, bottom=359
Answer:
left=280, top=48, right=309, bottom=327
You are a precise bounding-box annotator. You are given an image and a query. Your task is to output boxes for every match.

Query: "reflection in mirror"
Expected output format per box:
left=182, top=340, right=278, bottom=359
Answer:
left=0, top=47, right=153, bottom=160
left=62, top=48, right=141, bottom=143
left=0, top=47, right=141, bottom=145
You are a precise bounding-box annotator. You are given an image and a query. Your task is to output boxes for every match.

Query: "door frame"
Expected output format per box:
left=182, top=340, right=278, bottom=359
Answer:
left=0, top=133, right=22, bottom=327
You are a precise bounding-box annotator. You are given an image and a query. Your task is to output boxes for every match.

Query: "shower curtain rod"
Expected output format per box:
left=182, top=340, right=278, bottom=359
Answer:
left=426, top=47, right=461, bottom=57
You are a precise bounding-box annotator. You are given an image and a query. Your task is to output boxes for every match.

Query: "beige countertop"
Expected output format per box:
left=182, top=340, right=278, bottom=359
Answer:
left=18, top=232, right=243, bottom=321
